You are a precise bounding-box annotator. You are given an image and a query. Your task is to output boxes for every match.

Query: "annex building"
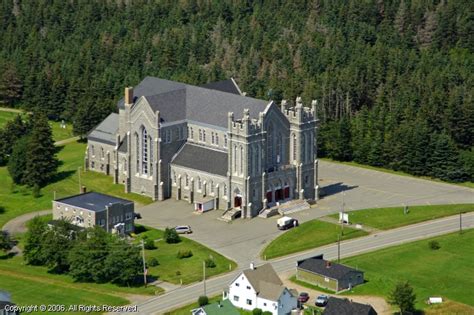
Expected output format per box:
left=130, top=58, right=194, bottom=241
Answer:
left=86, top=77, right=319, bottom=218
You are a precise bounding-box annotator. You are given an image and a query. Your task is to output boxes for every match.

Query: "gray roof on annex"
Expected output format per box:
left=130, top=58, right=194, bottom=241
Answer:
left=297, top=256, right=363, bottom=281
left=88, top=113, right=119, bottom=145
left=171, top=143, right=228, bottom=177
left=55, top=192, right=132, bottom=212
left=119, top=76, right=270, bottom=128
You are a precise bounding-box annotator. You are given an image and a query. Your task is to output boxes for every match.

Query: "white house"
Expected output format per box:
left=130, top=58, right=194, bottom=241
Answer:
left=226, top=263, right=298, bottom=315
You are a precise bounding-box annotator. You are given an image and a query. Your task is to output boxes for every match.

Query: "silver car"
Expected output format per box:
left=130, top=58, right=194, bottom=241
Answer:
left=174, top=225, right=192, bottom=234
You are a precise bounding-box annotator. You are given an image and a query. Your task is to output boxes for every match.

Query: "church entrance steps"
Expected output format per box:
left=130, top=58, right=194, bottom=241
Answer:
left=258, top=207, right=279, bottom=218
left=218, top=208, right=242, bottom=222
left=277, top=200, right=310, bottom=215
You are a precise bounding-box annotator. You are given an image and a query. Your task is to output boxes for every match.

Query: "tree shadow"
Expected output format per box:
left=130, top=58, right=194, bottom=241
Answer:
left=0, top=206, right=4, bottom=214
left=49, top=170, right=76, bottom=185
left=320, top=182, right=358, bottom=198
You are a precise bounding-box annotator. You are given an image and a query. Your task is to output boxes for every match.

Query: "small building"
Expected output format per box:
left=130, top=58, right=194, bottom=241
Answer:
left=296, top=255, right=364, bottom=292
left=323, top=297, right=377, bottom=315
left=226, top=263, right=298, bottom=315
left=0, top=291, right=19, bottom=315
left=52, top=192, right=134, bottom=234
left=191, top=299, right=239, bottom=315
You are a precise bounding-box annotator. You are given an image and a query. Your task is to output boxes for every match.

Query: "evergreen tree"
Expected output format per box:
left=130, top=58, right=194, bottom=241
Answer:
left=24, top=113, right=58, bottom=187
left=0, top=63, right=23, bottom=106
left=389, top=281, right=417, bottom=314
left=0, top=114, right=28, bottom=165
left=7, top=136, right=29, bottom=184
left=428, top=132, right=465, bottom=182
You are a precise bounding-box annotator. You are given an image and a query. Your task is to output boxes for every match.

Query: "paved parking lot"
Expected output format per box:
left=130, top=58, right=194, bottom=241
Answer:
left=137, top=160, right=473, bottom=265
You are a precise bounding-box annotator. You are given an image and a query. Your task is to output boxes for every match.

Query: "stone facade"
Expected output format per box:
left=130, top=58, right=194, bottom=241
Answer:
left=86, top=77, right=319, bottom=218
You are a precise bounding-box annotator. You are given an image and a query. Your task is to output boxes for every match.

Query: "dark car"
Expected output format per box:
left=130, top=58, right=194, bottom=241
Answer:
left=315, top=294, right=329, bottom=307
left=134, top=213, right=142, bottom=219
left=298, top=292, right=310, bottom=303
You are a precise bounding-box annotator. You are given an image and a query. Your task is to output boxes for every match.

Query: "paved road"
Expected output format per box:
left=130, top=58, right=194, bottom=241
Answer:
left=137, top=160, right=474, bottom=265
left=121, top=213, right=474, bottom=314
left=2, top=210, right=51, bottom=234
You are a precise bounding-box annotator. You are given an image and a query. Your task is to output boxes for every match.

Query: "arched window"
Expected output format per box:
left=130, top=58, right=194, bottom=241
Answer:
left=101, top=147, right=104, bottom=158
left=292, top=133, right=297, bottom=161
left=135, top=133, right=139, bottom=173
left=199, top=129, right=202, bottom=141
left=276, top=134, right=282, bottom=164
left=150, top=136, right=153, bottom=175
left=240, top=146, right=244, bottom=175
left=185, top=174, right=189, bottom=187
left=234, top=145, right=237, bottom=172
left=191, top=128, right=194, bottom=139
left=141, top=128, right=148, bottom=175
left=211, top=132, right=215, bottom=144
left=223, top=184, right=227, bottom=195
left=224, top=134, right=228, bottom=147
left=173, top=171, right=176, bottom=184
left=216, top=134, right=219, bottom=145
left=198, top=177, right=202, bottom=190
left=305, top=133, right=310, bottom=162
left=91, top=145, right=95, bottom=156
left=210, top=181, right=214, bottom=193
left=203, top=130, right=206, bottom=142
left=267, top=124, right=273, bottom=165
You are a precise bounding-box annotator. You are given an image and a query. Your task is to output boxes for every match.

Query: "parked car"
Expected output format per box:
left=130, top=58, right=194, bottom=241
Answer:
left=277, top=216, right=298, bottom=230
left=315, top=295, right=329, bottom=307
left=298, top=292, right=310, bottom=303
left=134, top=212, right=142, bottom=219
left=174, top=225, right=192, bottom=234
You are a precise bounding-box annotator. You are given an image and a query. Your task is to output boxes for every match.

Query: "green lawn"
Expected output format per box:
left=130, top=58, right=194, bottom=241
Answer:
left=321, top=158, right=474, bottom=189
left=0, top=141, right=152, bottom=228
left=0, top=110, right=74, bottom=142
left=341, top=229, right=474, bottom=310
left=261, top=220, right=368, bottom=260
left=164, top=296, right=252, bottom=315
left=136, top=226, right=237, bottom=284
left=329, top=204, right=474, bottom=230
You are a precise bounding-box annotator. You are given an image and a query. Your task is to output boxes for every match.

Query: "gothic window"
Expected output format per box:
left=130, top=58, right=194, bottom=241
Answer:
left=101, top=147, right=104, bottom=159
left=267, top=124, right=273, bottom=165
left=176, top=127, right=180, bottom=140
left=173, top=171, right=176, bottom=184
left=199, top=129, right=202, bottom=141
left=303, top=134, right=307, bottom=163
left=276, top=134, right=282, bottom=164
left=210, top=181, right=214, bottom=193
left=305, top=133, right=310, bottom=162
left=91, top=145, right=95, bottom=156
left=191, top=128, right=194, bottom=139
left=185, top=174, right=189, bottom=187
left=203, top=130, right=206, bottom=142
left=216, top=134, right=219, bottom=145
left=135, top=133, right=139, bottom=173
left=223, top=184, right=227, bottom=195
left=240, top=146, right=244, bottom=174
left=234, top=145, right=237, bottom=172
left=166, top=130, right=171, bottom=143
left=224, top=134, right=228, bottom=147
left=150, top=136, right=153, bottom=175
left=198, top=177, right=202, bottom=190
left=141, top=128, right=148, bottom=175
left=211, top=132, right=215, bottom=144
left=292, top=133, right=297, bottom=161
left=122, top=158, right=127, bottom=174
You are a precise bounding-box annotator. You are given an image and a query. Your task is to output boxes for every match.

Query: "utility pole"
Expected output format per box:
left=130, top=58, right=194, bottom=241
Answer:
left=341, top=191, right=345, bottom=235
left=141, top=240, right=147, bottom=287
left=337, top=234, right=341, bottom=263
left=203, top=261, right=206, bottom=296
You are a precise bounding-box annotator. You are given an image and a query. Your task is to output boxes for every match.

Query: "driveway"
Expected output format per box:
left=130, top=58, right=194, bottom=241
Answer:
left=137, top=160, right=474, bottom=264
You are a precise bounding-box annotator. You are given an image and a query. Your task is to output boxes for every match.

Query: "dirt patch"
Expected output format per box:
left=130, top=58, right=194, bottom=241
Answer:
left=280, top=270, right=392, bottom=315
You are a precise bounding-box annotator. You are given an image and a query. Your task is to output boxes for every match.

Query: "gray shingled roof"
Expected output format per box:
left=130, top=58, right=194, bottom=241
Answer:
left=200, top=78, right=242, bottom=95
left=243, top=264, right=286, bottom=301
left=118, top=76, right=270, bottom=128
left=88, top=113, right=118, bottom=145
left=323, top=298, right=377, bottom=315
left=297, top=256, right=362, bottom=281
left=118, top=136, right=128, bottom=153
left=55, top=192, right=132, bottom=212
left=171, top=143, right=228, bottom=177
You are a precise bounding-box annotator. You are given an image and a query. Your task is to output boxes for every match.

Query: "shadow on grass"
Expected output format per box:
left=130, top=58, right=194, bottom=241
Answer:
left=134, top=225, right=149, bottom=234
left=49, top=170, right=76, bottom=185
left=0, top=206, right=4, bottom=214
left=0, top=252, right=16, bottom=260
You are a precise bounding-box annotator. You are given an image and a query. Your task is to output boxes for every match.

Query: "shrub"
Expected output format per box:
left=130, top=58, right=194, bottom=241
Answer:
left=429, top=240, right=440, bottom=250
left=164, top=228, right=181, bottom=244
left=144, top=239, right=156, bottom=250
left=149, top=257, right=159, bottom=267
left=253, top=308, right=262, bottom=315
left=176, top=270, right=181, bottom=276
left=205, top=258, right=216, bottom=268
left=177, top=250, right=193, bottom=259
left=262, top=312, right=272, bottom=315
left=198, top=295, right=208, bottom=306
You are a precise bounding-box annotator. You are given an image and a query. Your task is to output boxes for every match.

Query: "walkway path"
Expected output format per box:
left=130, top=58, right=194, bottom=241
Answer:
left=318, top=216, right=381, bottom=233
left=54, top=136, right=80, bottom=146
left=2, top=210, right=51, bottom=235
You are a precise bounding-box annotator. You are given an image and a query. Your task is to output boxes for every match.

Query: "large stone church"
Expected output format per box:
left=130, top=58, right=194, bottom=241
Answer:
left=86, top=77, right=319, bottom=218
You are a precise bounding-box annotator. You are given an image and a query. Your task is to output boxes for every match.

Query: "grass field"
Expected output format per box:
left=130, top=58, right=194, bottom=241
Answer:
left=261, top=220, right=368, bottom=260
left=0, top=110, right=74, bottom=142
left=164, top=296, right=253, bottom=315
left=0, top=141, right=152, bottom=228
left=328, top=204, right=474, bottom=230
left=321, top=158, right=474, bottom=189
left=341, top=229, right=474, bottom=310
left=136, top=226, right=237, bottom=284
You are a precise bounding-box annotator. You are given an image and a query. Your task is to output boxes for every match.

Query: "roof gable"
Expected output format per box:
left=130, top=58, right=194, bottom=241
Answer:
left=323, top=297, right=377, bottom=315
left=200, top=78, right=242, bottom=95
left=297, top=256, right=362, bottom=281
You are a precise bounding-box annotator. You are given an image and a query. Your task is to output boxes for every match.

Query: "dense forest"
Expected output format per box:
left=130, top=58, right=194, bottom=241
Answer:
left=0, top=0, right=472, bottom=182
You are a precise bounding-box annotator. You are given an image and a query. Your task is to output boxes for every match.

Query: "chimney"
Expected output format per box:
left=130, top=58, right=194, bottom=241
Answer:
left=125, top=87, right=134, bottom=105
left=326, top=261, right=331, bottom=268
left=80, top=186, right=87, bottom=194
left=250, top=262, right=255, bottom=270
